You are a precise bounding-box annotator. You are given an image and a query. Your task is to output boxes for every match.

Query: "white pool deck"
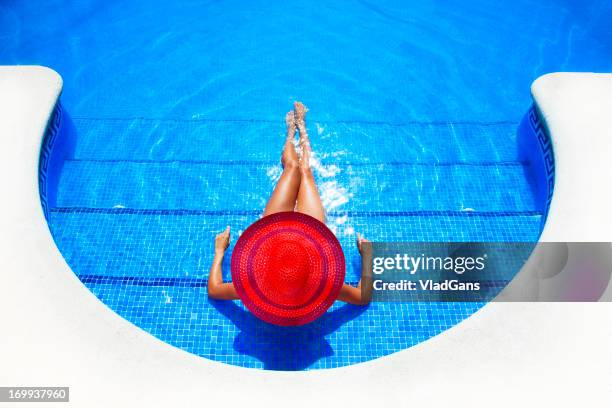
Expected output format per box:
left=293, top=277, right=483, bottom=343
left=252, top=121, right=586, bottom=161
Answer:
left=1, top=66, right=611, bottom=407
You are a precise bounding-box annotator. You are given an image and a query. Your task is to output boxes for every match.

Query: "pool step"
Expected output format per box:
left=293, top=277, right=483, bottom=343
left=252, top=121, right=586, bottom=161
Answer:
left=48, top=210, right=542, bottom=280
left=56, top=159, right=537, bottom=213
left=70, top=118, right=523, bottom=163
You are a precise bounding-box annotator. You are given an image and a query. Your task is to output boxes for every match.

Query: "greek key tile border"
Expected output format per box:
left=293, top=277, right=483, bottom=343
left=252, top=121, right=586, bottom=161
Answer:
left=528, top=105, right=555, bottom=218
left=38, top=102, right=63, bottom=220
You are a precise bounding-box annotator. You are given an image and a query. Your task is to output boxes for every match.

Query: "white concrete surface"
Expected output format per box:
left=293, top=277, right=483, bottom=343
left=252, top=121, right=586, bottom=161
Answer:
left=534, top=73, right=612, bottom=242
left=0, top=67, right=610, bottom=407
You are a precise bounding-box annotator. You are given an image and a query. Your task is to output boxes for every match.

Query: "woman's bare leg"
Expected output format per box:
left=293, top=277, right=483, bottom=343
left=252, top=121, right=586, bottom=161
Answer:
left=263, top=111, right=302, bottom=216
left=294, top=102, right=326, bottom=223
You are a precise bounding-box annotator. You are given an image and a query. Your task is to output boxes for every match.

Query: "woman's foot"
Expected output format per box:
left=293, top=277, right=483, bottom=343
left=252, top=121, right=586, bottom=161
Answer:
left=294, top=101, right=308, bottom=131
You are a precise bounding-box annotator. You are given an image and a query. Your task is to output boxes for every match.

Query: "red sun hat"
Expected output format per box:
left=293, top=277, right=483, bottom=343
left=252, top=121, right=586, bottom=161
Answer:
left=231, top=212, right=346, bottom=326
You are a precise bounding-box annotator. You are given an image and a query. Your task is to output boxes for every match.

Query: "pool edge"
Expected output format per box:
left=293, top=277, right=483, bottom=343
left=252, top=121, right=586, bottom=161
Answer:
left=1, top=67, right=611, bottom=407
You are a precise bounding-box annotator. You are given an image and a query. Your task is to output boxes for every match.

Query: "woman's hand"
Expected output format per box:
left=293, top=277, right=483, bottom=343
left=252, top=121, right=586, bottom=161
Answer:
left=356, top=233, right=371, bottom=257
left=215, top=226, right=231, bottom=256
left=208, top=225, right=239, bottom=300
left=338, top=234, right=374, bottom=305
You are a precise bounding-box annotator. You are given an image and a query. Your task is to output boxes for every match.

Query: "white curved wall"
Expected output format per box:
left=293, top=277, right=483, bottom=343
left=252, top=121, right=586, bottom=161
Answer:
left=534, top=73, right=612, bottom=242
left=1, top=67, right=610, bottom=407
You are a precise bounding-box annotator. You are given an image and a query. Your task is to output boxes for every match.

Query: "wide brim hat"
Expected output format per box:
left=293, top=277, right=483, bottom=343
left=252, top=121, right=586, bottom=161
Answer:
left=231, top=212, right=345, bottom=326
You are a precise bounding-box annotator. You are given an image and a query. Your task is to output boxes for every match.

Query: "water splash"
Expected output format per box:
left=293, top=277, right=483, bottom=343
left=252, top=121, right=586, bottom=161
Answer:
left=316, top=123, right=325, bottom=136
left=308, top=150, right=341, bottom=178
left=266, top=164, right=282, bottom=183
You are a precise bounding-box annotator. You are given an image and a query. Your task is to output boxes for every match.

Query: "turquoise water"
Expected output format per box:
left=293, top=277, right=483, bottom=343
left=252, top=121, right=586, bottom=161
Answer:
left=3, top=0, right=611, bottom=369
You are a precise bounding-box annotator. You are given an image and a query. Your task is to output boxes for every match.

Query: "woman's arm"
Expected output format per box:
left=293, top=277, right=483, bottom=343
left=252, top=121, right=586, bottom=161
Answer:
left=337, top=234, right=373, bottom=305
left=207, top=226, right=240, bottom=300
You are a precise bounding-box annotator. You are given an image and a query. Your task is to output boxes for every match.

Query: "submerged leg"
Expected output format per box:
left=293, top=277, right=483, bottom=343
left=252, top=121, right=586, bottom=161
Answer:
left=294, top=102, right=326, bottom=223
left=263, top=111, right=302, bottom=216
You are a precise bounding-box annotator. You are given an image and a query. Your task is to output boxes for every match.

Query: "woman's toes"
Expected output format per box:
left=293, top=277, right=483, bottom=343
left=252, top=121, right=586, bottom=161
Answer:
left=294, top=101, right=308, bottom=122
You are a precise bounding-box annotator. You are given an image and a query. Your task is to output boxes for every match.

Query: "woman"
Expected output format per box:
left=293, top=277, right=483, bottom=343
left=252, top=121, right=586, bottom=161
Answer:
left=207, top=102, right=371, bottom=325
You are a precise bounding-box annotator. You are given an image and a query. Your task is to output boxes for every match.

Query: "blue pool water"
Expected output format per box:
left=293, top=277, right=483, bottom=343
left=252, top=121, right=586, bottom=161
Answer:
left=3, top=0, right=611, bottom=369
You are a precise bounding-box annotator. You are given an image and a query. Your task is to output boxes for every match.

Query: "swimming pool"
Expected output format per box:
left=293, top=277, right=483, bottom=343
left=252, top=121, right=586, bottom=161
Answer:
left=4, top=0, right=611, bottom=370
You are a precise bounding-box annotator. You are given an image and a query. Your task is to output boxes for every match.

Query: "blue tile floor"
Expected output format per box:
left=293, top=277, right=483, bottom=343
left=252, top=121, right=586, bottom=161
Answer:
left=47, top=118, right=543, bottom=370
